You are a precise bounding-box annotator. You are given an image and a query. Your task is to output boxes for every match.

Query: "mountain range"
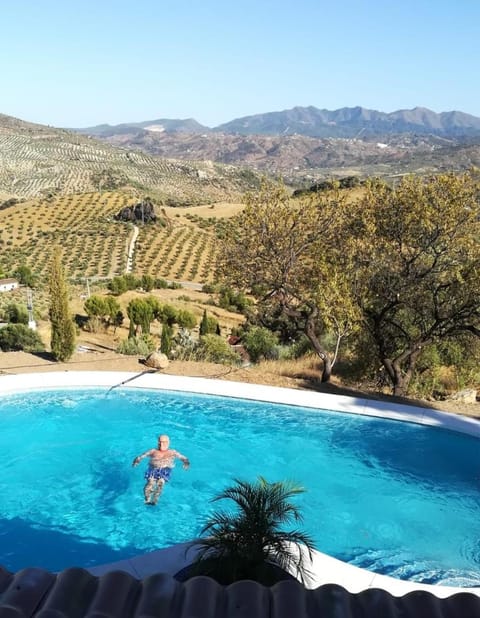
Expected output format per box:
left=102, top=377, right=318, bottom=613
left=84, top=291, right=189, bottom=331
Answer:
left=72, top=106, right=480, bottom=181
left=75, top=106, right=480, bottom=139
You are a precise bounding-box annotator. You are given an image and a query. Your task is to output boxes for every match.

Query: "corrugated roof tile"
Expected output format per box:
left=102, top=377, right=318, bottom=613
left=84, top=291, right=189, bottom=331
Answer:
left=1, top=566, right=480, bottom=618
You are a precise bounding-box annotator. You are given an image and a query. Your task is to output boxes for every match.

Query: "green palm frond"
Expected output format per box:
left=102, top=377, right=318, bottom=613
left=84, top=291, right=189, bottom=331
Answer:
left=188, top=476, right=316, bottom=585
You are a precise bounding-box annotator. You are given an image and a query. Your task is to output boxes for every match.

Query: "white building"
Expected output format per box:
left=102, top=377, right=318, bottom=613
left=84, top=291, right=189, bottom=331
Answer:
left=0, top=278, right=19, bottom=293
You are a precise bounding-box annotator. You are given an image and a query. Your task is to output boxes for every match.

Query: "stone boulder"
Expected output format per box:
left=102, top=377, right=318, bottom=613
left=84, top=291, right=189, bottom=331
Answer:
left=447, top=388, right=477, bottom=404
left=144, top=352, right=169, bottom=369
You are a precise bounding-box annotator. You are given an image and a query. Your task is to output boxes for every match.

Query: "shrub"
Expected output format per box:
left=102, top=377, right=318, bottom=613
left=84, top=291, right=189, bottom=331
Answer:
left=140, top=274, right=155, bottom=292
left=84, top=295, right=108, bottom=317
left=171, top=328, right=198, bottom=360
left=156, top=303, right=178, bottom=326
left=108, top=274, right=140, bottom=295
left=282, top=335, right=312, bottom=360
left=84, top=316, right=106, bottom=333
left=117, top=335, right=156, bottom=356
left=176, top=309, right=197, bottom=329
left=195, top=334, right=240, bottom=365
left=155, top=277, right=169, bottom=289
left=202, top=282, right=218, bottom=294
left=218, top=286, right=252, bottom=313
left=4, top=302, right=29, bottom=325
left=0, top=324, right=44, bottom=352
left=242, top=326, right=279, bottom=363
left=409, top=336, right=480, bottom=399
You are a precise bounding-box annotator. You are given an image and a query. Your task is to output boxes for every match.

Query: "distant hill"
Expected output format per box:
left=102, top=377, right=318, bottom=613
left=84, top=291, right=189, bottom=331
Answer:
left=0, top=114, right=261, bottom=203
left=74, top=118, right=210, bottom=137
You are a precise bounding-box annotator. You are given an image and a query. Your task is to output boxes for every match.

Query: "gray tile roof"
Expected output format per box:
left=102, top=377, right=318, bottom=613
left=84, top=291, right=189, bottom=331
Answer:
left=1, top=565, right=479, bottom=618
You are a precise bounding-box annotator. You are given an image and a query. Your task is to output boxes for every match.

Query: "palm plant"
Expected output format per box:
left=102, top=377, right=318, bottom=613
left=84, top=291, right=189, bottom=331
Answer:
left=185, top=477, right=316, bottom=585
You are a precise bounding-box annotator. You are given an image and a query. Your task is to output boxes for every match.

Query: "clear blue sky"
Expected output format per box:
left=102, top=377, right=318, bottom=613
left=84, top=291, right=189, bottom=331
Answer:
left=1, top=0, right=479, bottom=128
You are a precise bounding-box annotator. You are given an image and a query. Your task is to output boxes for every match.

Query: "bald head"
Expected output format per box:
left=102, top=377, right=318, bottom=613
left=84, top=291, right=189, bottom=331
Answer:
left=158, top=435, right=170, bottom=450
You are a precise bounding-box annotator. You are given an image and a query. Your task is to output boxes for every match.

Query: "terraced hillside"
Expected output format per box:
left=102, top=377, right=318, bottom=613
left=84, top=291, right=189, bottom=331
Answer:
left=0, top=114, right=261, bottom=204
left=0, top=191, right=242, bottom=284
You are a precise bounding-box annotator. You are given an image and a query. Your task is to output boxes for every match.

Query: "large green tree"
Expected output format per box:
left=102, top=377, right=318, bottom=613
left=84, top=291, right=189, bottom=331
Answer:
left=126, top=298, right=154, bottom=336
left=347, top=173, right=480, bottom=396
left=49, top=248, right=76, bottom=361
left=84, top=295, right=122, bottom=331
left=217, top=181, right=357, bottom=382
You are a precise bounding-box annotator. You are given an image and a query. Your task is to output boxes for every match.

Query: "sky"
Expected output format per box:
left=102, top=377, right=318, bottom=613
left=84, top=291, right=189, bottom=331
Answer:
left=1, top=0, right=479, bottom=128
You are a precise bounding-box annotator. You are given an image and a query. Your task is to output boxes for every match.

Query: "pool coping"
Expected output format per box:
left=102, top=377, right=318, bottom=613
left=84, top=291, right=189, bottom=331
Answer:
left=0, top=370, right=479, bottom=598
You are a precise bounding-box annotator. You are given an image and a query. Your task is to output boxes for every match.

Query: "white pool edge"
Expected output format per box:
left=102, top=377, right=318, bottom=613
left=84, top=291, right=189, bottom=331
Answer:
left=1, top=370, right=479, bottom=598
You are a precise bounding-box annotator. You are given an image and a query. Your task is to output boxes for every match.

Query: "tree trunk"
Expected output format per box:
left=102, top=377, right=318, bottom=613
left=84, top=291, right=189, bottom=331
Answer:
left=304, top=314, right=332, bottom=382
left=382, top=347, right=422, bottom=397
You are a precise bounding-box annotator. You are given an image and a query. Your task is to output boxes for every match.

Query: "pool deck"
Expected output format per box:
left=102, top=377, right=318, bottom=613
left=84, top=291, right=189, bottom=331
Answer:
left=1, top=370, right=479, bottom=598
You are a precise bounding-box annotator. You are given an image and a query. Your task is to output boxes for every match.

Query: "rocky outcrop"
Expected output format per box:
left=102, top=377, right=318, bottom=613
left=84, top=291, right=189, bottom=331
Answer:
left=115, top=198, right=157, bottom=223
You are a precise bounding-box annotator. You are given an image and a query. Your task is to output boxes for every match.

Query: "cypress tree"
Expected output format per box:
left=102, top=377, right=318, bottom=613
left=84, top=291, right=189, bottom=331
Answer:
left=160, top=322, right=173, bottom=356
left=49, top=247, right=76, bottom=361
left=199, top=309, right=209, bottom=336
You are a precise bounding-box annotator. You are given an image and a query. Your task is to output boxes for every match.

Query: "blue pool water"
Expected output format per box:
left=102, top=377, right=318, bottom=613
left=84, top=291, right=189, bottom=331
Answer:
left=0, top=387, right=479, bottom=586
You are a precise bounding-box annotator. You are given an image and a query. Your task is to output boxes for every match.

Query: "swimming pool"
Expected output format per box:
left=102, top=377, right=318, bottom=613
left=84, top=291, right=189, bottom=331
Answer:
left=0, top=372, right=479, bottom=589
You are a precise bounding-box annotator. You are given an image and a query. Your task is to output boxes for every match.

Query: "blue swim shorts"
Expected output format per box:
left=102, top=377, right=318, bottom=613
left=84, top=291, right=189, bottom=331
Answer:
left=145, top=466, right=172, bottom=482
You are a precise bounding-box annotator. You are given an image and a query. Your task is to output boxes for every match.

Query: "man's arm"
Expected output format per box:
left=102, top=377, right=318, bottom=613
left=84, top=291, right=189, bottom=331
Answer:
left=132, top=449, right=153, bottom=467
left=175, top=450, right=190, bottom=469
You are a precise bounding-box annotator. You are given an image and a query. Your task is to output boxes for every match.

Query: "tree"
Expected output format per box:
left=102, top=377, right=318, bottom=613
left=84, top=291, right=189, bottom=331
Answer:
left=108, top=276, right=128, bottom=296
left=160, top=322, right=173, bottom=356
left=217, top=181, right=357, bottom=382
left=112, top=310, right=124, bottom=333
left=49, top=248, right=76, bottom=361
left=156, top=302, right=177, bottom=326
left=140, top=274, right=155, bottom=292
left=84, top=295, right=108, bottom=318
left=185, top=477, right=315, bottom=585
left=84, top=295, right=122, bottom=331
left=199, top=309, right=217, bottom=336
left=104, top=297, right=122, bottom=328
left=126, top=298, right=154, bottom=336
left=347, top=173, right=480, bottom=396
left=199, top=309, right=208, bottom=336
left=14, top=264, right=35, bottom=287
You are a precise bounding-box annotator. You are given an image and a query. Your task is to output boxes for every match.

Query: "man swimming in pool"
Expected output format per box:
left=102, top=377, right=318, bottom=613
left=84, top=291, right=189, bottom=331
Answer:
left=132, top=434, right=190, bottom=505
